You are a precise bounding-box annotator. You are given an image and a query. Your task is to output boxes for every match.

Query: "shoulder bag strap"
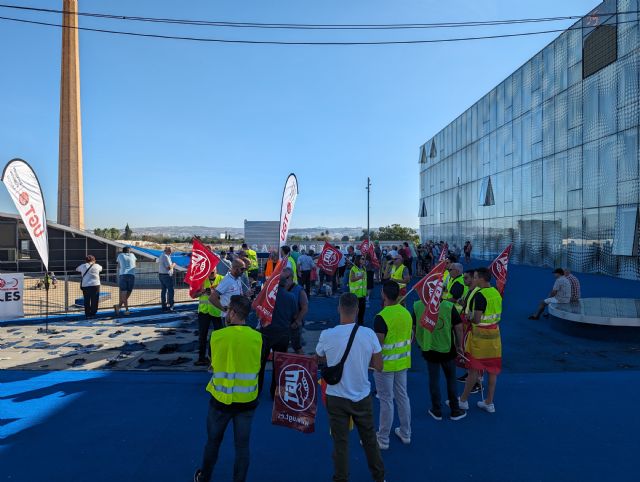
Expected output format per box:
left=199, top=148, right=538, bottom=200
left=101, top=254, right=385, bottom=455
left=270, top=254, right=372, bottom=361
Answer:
left=339, top=323, right=359, bottom=365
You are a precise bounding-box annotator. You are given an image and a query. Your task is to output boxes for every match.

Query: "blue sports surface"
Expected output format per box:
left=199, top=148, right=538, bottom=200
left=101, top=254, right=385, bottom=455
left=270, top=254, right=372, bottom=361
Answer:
left=1, top=260, right=639, bottom=481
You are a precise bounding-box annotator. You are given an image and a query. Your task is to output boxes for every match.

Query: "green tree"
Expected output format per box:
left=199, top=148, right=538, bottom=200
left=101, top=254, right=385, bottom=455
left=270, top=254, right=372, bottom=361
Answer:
left=375, top=224, right=419, bottom=242
left=124, top=223, right=133, bottom=240
left=108, top=228, right=120, bottom=240
left=341, top=235, right=350, bottom=242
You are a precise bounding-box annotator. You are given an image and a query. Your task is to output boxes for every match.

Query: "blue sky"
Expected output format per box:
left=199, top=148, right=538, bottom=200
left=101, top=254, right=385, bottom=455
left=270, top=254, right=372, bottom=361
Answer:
left=0, top=0, right=601, bottom=229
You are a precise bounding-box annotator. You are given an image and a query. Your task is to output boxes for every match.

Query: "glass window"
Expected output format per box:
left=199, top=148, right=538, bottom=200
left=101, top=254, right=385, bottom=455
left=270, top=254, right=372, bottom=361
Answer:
left=543, top=44, right=555, bottom=99
left=497, top=83, right=505, bottom=127
left=567, top=147, right=583, bottom=191
left=543, top=98, right=555, bottom=156
left=531, top=53, right=542, bottom=92
left=583, top=76, right=599, bottom=142
left=568, top=84, right=582, bottom=129
left=599, top=134, right=617, bottom=207
left=618, top=56, right=638, bottom=107
left=555, top=152, right=568, bottom=212
left=532, top=105, right=543, bottom=143
left=522, top=62, right=532, bottom=113
left=531, top=160, right=543, bottom=197
left=504, top=169, right=513, bottom=202
left=612, top=205, right=638, bottom=256
left=522, top=112, right=532, bottom=165
left=569, top=62, right=582, bottom=86
left=599, top=68, right=617, bottom=137
left=505, top=74, right=513, bottom=107
left=618, top=128, right=639, bottom=181
left=543, top=157, right=555, bottom=212
left=513, top=117, right=522, bottom=166
left=555, top=91, right=568, bottom=153
left=568, top=24, right=582, bottom=65
left=555, top=32, right=569, bottom=93
left=583, top=24, right=618, bottom=78
left=583, top=140, right=599, bottom=208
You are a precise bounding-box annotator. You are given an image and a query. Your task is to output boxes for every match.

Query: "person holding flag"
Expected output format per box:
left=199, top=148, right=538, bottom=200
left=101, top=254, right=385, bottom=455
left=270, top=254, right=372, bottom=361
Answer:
left=455, top=269, right=482, bottom=395
left=348, top=255, right=368, bottom=325
left=458, top=267, right=503, bottom=414
left=209, top=259, right=251, bottom=322
left=384, top=254, right=410, bottom=301
left=414, top=295, right=467, bottom=421
left=194, top=266, right=225, bottom=366
left=442, top=262, right=467, bottom=311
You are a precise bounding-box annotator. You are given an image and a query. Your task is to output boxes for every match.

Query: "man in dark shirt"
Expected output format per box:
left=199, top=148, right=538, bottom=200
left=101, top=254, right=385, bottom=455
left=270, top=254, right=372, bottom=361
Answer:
left=257, top=268, right=299, bottom=399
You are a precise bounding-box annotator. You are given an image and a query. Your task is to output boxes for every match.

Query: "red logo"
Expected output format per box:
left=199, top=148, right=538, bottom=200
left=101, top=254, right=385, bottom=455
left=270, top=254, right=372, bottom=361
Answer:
left=278, top=363, right=316, bottom=412
left=190, top=249, right=211, bottom=283
left=322, top=249, right=338, bottom=268
left=425, top=275, right=444, bottom=317
left=19, top=192, right=29, bottom=206
left=264, top=272, right=280, bottom=310
left=287, top=202, right=292, bottom=214
left=0, top=279, right=5, bottom=289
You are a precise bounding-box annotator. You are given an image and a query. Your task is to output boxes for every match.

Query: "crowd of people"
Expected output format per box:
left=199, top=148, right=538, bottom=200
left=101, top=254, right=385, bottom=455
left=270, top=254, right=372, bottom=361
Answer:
left=190, top=242, right=516, bottom=482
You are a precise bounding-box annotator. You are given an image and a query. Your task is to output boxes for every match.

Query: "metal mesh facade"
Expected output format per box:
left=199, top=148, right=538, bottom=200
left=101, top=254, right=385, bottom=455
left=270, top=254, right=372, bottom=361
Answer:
left=419, top=0, right=640, bottom=279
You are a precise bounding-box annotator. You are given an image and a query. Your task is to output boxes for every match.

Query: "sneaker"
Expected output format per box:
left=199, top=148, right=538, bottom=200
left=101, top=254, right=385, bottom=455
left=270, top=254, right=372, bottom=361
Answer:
left=394, top=427, right=410, bottom=444
left=113, top=304, right=120, bottom=316
left=446, top=397, right=469, bottom=410
left=428, top=409, right=442, bottom=421
left=193, top=469, right=203, bottom=482
left=123, top=310, right=131, bottom=316
left=450, top=409, right=467, bottom=421
left=457, top=373, right=468, bottom=383
left=470, top=383, right=481, bottom=394
left=167, top=307, right=175, bottom=313
left=376, top=433, right=389, bottom=450
left=477, top=400, right=495, bottom=413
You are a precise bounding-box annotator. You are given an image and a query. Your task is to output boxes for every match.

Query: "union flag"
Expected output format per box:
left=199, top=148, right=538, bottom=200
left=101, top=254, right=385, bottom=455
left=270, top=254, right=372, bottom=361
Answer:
left=411, top=261, right=447, bottom=332
left=252, top=259, right=285, bottom=327
left=488, top=244, right=512, bottom=296
left=185, top=238, right=220, bottom=297
left=358, top=239, right=380, bottom=269
left=317, top=242, right=342, bottom=276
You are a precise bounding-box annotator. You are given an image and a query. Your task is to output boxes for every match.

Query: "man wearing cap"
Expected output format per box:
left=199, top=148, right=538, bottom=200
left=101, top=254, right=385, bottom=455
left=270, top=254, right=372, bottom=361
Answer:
left=528, top=268, right=571, bottom=320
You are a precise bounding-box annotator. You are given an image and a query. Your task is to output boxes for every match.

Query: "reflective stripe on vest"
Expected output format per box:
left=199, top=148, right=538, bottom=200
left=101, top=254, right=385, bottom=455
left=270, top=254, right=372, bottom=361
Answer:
left=349, top=266, right=367, bottom=298
left=378, top=304, right=412, bottom=372
left=390, top=264, right=406, bottom=289
left=464, top=287, right=481, bottom=318
left=199, top=275, right=224, bottom=317
left=206, top=326, right=262, bottom=405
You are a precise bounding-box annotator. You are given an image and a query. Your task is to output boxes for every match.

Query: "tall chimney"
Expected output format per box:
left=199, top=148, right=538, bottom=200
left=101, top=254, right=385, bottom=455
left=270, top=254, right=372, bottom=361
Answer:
left=58, top=0, right=84, bottom=229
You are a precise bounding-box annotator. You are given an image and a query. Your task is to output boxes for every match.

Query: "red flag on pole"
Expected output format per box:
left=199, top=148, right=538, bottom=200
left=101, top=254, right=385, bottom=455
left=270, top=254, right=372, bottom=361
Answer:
left=272, top=352, right=318, bottom=433
left=438, top=243, right=449, bottom=262
left=411, top=261, right=447, bottom=332
left=252, top=259, right=285, bottom=327
left=358, top=239, right=380, bottom=269
left=489, top=244, right=513, bottom=296
left=185, top=238, right=220, bottom=297
left=317, top=242, right=342, bottom=276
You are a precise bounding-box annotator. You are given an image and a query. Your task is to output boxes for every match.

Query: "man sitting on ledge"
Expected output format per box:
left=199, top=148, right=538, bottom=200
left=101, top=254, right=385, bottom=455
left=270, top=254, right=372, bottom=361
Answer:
left=529, top=268, right=571, bottom=320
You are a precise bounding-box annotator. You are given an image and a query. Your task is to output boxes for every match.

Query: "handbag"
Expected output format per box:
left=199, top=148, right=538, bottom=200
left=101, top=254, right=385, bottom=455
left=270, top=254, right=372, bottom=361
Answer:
left=321, top=323, right=359, bottom=385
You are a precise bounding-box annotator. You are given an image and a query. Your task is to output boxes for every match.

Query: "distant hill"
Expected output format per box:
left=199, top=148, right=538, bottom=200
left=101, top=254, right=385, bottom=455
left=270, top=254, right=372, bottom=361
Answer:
left=131, top=225, right=371, bottom=239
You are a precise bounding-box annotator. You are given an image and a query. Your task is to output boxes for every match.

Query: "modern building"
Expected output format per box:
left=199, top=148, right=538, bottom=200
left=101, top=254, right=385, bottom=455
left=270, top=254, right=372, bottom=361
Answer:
left=419, top=0, right=640, bottom=279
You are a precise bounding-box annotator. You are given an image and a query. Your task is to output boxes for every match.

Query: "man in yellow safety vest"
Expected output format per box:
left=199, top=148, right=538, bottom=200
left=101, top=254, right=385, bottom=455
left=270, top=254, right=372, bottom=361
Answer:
left=384, top=254, right=410, bottom=301
left=242, top=243, right=259, bottom=282
left=194, top=295, right=262, bottom=482
left=373, top=281, right=412, bottom=449
left=349, top=255, right=368, bottom=325
left=194, top=267, right=225, bottom=366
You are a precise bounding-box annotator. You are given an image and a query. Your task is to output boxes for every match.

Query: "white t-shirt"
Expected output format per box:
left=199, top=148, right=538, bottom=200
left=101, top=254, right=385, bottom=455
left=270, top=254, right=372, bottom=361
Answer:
left=158, top=253, right=173, bottom=275
left=215, top=273, right=244, bottom=315
left=552, top=276, right=572, bottom=304
left=116, top=252, right=137, bottom=275
left=316, top=323, right=382, bottom=402
left=76, top=263, right=102, bottom=287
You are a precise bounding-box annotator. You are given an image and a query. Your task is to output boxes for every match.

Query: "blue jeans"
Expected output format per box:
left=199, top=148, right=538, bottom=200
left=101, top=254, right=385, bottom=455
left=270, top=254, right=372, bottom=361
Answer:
left=158, top=273, right=174, bottom=308
left=200, top=399, right=255, bottom=482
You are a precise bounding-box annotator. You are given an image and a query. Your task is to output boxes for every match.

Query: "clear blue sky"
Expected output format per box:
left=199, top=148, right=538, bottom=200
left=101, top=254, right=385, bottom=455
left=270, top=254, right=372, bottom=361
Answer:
left=0, top=0, right=601, bottom=229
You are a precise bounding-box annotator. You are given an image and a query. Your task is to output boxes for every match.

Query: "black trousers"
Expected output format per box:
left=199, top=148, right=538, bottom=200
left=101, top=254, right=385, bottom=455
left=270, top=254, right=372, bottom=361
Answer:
left=300, top=270, right=311, bottom=296
left=357, top=296, right=366, bottom=325
left=82, top=285, right=100, bottom=317
left=426, top=357, right=460, bottom=413
left=258, top=331, right=290, bottom=399
left=198, top=312, right=223, bottom=360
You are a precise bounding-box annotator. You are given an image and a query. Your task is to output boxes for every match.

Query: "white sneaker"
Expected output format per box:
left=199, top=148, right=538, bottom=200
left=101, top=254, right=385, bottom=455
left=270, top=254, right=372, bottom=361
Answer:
left=445, top=397, right=469, bottom=410
left=477, top=400, right=495, bottom=413
left=360, top=435, right=388, bottom=450
left=394, top=427, right=410, bottom=444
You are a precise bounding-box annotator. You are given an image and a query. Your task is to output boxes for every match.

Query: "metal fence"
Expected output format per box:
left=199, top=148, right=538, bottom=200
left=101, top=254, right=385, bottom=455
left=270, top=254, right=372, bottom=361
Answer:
left=20, top=269, right=195, bottom=318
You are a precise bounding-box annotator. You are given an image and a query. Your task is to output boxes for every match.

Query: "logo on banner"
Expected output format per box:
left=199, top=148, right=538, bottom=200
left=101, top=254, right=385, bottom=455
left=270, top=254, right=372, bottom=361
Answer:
left=19, top=192, right=29, bottom=206
left=190, top=249, right=211, bottom=282
left=426, top=275, right=444, bottom=318
left=265, top=272, right=280, bottom=310
left=322, top=249, right=338, bottom=267
left=278, top=363, right=316, bottom=412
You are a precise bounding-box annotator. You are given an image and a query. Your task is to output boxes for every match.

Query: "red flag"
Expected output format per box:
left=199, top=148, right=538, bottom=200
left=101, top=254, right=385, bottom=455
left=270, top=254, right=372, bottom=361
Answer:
left=272, top=352, right=318, bottom=433
left=438, top=243, right=449, bottom=262
left=489, top=244, right=512, bottom=295
left=252, top=259, right=285, bottom=327
left=358, top=239, right=380, bottom=269
left=185, top=238, right=220, bottom=296
left=317, top=242, right=342, bottom=276
left=412, top=261, right=447, bottom=332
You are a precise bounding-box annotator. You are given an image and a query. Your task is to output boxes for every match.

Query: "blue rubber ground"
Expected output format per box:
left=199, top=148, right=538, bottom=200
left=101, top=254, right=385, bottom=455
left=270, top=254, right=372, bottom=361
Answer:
left=2, top=260, right=639, bottom=482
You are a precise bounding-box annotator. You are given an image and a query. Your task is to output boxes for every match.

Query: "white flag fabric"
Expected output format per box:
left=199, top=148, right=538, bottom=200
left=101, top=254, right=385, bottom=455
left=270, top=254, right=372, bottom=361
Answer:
left=279, top=173, right=298, bottom=250
left=2, top=159, right=49, bottom=269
